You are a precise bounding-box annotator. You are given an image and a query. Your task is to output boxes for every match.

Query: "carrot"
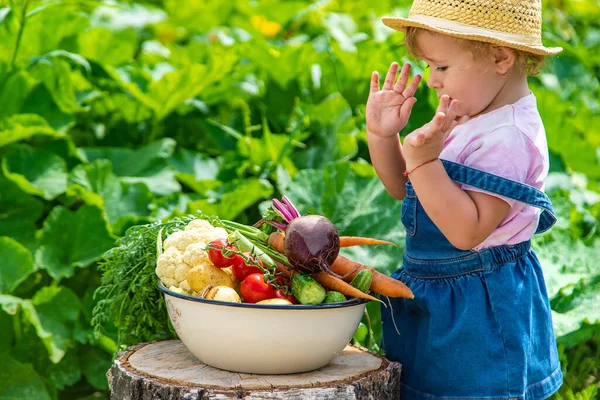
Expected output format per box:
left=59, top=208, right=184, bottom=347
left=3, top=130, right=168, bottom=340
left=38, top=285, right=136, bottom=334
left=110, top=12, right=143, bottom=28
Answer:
left=311, top=272, right=383, bottom=304
left=331, top=256, right=414, bottom=299
left=268, top=231, right=286, bottom=252
left=268, top=232, right=414, bottom=299
left=274, top=261, right=295, bottom=279
left=339, top=236, right=398, bottom=248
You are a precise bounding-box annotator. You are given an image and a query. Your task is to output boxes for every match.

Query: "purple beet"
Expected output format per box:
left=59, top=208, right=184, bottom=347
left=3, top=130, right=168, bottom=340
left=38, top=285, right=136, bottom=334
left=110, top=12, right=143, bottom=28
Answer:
left=283, top=215, right=341, bottom=277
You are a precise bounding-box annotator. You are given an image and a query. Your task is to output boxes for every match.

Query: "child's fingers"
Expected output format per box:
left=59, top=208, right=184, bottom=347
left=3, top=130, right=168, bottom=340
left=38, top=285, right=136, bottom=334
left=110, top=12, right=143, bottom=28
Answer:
left=402, top=73, right=422, bottom=99
left=441, top=100, right=458, bottom=132
left=370, top=71, right=380, bottom=94
left=382, top=62, right=399, bottom=90
left=398, top=97, right=417, bottom=122
left=423, top=112, right=445, bottom=140
left=436, top=95, right=450, bottom=114
left=393, top=63, right=411, bottom=94
left=406, top=131, right=426, bottom=147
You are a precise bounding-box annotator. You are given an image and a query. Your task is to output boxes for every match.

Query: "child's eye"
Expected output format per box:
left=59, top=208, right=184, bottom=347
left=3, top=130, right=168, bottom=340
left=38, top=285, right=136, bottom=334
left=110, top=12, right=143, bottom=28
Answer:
left=436, top=66, right=448, bottom=72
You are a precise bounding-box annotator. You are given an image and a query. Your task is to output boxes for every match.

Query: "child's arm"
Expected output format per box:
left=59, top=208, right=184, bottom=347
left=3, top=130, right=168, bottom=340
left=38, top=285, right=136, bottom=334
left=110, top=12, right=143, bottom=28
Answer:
left=408, top=161, right=511, bottom=250
left=366, top=62, right=421, bottom=200
left=403, top=96, right=511, bottom=250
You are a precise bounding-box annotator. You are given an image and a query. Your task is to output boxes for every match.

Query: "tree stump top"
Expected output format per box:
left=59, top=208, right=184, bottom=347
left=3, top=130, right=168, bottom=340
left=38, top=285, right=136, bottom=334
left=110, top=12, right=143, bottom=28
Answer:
left=109, top=340, right=401, bottom=399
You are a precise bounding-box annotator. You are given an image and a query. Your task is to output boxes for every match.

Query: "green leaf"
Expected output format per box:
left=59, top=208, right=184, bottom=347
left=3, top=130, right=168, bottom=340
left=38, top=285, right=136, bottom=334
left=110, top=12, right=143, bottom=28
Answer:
left=0, top=351, right=51, bottom=400
left=188, top=178, right=274, bottom=220
left=0, top=295, right=60, bottom=363
left=35, top=205, right=114, bottom=280
left=21, top=84, right=75, bottom=132
left=45, top=349, right=82, bottom=390
left=77, top=27, right=137, bottom=66
left=536, top=88, right=600, bottom=178
left=0, top=237, right=35, bottom=294
left=278, top=162, right=405, bottom=276
left=2, top=143, right=68, bottom=200
left=0, top=309, right=13, bottom=351
left=104, top=61, right=233, bottom=120
left=0, top=6, right=89, bottom=66
left=149, top=64, right=210, bottom=120
left=80, top=346, right=111, bottom=390
left=168, top=149, right=221, bottom=180
left=67, top=160, right=153, bottom=230
left=0, top=66, right=37, bottom=119
left=27, top=57, right=82, bottom=114
left=0, top=114, right=63, bottom=148
left=293, top=93, right=359, bottom=169
left=0, top=171, right=44, bottom=248
left=30, top=286, right=82, bottom=362
left=81, top=139, right=181, bottom=195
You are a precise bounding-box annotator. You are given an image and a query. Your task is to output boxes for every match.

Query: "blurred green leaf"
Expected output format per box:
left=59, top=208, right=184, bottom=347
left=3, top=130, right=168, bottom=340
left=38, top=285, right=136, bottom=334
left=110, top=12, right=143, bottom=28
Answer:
left=0, top=114, right=63, bottom=148
left=35, top=205, right=114, bottom=280
left=0, top=66, right=36, bottom=119
left=2, top=143, right=68, bottom=200
left=68, top=160, right=153, bottom=231
left=293, top=93, right=359, bottom=169
left=78, top=27, right=137, bottom=66
left=0, top=237, right=35, bottom=294
left=81, top=139, right=181, bottom=195
left=0, top=171, right=44, bottom=248
left=0, top=351, right=51, bottom=400
left=188, top=178, right=274, bottom=220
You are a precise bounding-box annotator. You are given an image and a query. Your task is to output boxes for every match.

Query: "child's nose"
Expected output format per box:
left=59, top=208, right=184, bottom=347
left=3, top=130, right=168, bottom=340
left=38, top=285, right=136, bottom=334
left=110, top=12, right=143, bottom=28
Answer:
left=427, top=73, right=442, bottom=90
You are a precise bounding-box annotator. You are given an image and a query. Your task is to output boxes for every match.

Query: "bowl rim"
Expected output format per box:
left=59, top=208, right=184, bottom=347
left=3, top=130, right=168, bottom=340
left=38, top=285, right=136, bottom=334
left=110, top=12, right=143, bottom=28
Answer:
left=158, top=283, right=368, bottom=310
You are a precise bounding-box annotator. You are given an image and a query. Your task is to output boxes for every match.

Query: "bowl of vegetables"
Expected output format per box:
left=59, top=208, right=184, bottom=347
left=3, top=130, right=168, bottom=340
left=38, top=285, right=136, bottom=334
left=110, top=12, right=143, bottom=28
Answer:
left=154, top=197, right=413, bottom=374
left=159, top=283, right=368, bottom=374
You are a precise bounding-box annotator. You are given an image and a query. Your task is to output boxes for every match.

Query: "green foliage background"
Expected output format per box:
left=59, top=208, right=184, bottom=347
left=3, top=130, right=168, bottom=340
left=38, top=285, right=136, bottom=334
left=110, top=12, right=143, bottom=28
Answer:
left=0, top=0, right=598, bottom=398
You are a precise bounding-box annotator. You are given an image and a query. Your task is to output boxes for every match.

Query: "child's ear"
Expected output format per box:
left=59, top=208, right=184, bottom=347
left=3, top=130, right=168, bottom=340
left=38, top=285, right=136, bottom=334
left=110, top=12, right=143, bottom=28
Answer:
left=493, top=46, right=516, bottom=75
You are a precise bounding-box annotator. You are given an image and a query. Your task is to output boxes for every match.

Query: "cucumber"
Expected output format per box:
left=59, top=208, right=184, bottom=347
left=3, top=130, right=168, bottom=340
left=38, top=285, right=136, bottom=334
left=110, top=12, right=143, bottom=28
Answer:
left=291, top=274, right=326, bottom=305
left=323, top=291, right=347, bottom=303
left=228, top=230, right=276, bottom=269
left=349, top=269, right=373, bottom=293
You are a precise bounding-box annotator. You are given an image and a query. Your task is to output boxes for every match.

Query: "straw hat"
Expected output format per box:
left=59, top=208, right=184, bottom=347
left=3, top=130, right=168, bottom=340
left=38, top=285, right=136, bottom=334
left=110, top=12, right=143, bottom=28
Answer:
left=382, top=0, right=562, bottom=55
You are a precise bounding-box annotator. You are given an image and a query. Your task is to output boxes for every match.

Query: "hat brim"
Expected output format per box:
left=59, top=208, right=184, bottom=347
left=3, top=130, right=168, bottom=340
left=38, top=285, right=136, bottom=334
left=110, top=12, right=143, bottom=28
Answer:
left=382, top=17, right=563, bottom=56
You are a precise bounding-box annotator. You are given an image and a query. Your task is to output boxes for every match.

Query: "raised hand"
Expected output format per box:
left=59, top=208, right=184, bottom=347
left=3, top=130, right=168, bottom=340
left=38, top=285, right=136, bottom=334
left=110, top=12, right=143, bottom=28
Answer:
left=402, top=95, right=463, bottom=169
left=366, top=62, right=422, bottom=138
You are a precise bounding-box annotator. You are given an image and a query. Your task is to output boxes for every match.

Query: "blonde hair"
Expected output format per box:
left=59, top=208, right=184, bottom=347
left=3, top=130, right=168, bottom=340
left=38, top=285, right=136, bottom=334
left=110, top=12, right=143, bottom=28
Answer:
left=404, top=27, right=546, bottom=76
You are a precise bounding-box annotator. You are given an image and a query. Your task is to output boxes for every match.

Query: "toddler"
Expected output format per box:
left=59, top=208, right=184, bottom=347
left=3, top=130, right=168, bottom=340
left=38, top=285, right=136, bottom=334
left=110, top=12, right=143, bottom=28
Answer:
left=366, top=0, right=563, bottom=398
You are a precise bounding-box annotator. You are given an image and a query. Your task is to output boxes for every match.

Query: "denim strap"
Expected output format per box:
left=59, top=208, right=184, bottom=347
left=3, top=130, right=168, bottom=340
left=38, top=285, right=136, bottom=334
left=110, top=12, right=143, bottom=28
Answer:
left=441, top=159, right=557, bottom=234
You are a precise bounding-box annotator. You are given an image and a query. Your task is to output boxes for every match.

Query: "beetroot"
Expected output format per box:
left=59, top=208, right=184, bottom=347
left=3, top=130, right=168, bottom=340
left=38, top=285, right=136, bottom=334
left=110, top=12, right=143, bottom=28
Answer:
left=283, top=215, right=341, bottom=277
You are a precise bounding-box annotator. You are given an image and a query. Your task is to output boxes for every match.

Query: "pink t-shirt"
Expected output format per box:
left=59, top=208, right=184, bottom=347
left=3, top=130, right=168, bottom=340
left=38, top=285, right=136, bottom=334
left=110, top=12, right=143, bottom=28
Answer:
left=439, top=93, right=549, bottom=250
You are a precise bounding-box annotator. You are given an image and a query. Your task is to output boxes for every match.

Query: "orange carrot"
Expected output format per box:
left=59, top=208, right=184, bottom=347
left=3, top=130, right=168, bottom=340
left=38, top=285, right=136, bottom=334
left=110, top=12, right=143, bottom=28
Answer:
left=312, top=272, right=382, bottom=303
left=340, top=236, right=397, bottom=248
left=268, top=232, right=413, bottom=299
left=274, top=261, right=295, bottom=279
left=331, top=256, right=413, bottom=299
left=268, top=231, right=285, bottom=252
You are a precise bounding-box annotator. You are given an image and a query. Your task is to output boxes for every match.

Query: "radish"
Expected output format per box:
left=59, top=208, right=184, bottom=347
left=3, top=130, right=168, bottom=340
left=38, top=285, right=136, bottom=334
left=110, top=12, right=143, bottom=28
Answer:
left=266, top=196, right=342, bottom=278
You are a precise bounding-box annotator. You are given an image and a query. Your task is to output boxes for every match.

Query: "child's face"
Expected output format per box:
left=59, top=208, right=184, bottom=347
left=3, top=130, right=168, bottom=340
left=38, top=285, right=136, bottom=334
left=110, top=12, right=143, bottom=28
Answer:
left=415, top=31, right=505, bottom=118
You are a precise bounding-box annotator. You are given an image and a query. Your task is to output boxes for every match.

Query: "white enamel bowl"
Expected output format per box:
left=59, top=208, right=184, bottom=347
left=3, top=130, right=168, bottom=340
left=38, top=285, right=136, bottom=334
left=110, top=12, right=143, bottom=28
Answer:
left=159, top=284, right=367, bottom=374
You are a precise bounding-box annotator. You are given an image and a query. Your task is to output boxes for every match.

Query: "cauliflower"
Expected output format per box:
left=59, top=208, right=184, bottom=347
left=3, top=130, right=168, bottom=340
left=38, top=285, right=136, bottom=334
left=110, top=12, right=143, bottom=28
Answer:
left=156, top=247, right=189, bottom=288
left=163, top=230, right=204, bottom=253
left=156, top=218, right=237, bottom=295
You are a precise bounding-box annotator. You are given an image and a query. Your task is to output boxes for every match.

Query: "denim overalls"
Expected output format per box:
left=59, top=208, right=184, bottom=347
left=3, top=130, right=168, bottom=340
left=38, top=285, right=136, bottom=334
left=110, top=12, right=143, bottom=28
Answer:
left=381, top=160, right=563, bottom=400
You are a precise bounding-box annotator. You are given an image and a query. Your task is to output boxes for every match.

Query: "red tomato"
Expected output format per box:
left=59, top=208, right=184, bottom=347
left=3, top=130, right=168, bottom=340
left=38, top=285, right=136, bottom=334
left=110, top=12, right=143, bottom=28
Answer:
left=207, top=238, right=237, bottom=268
left=241, top=273, right=275, bottom=303
left=231, top=252, right=263, bottom=281
left=274, top=289, right=297, bottom=304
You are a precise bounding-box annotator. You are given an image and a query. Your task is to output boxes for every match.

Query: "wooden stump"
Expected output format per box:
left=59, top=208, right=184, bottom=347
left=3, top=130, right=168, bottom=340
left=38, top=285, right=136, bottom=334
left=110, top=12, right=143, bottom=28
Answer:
left=109, top=340, right=401, bottom=400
